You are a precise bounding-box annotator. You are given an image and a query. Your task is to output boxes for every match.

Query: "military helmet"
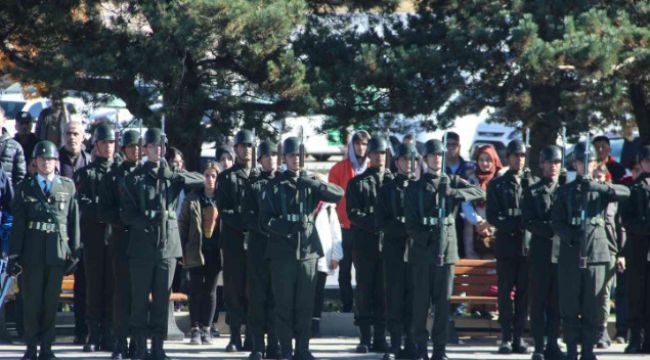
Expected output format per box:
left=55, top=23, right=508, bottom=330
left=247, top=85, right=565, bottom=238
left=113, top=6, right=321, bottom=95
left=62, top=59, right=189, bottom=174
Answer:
left=257, top=140, right=278, bottom=158
left=637, top=145, right=650, bottom=163
left=539, top=145, right=562, bottom=162
left=33, top=140, right=59, bottom=159
left=506, top=139, right=527, bottom=156
left=234, top=129, right=254, bottom=146
left=121, top=130, right=140, bottom=147
left=422, top=139, right=444, bottom=157
left=573, top=141, right=597, bottom=162
left=368, top=136, right=388, bottom=153
left=94, top=123, right=116, bottom=142
left=395, top=143, right=417, bottom=159
left=144, top=128, right=163, bottom=145
left=283, top=137, right=301, bottom=155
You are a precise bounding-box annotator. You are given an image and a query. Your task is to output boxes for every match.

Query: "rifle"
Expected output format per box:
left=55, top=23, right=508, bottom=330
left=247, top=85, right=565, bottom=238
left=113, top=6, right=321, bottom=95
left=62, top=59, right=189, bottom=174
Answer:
left=410, top=132, right=417, bottom=179
left=436, top=132, right=449, bottom=267
left=559, top=126, right=568, bottom=185
left=251, top=129, right=258, bottom=171
left=578, top=133, right=591, bottom=269
left=161, top=115, right=167, bottom=160
left=384, top=128, right=391, bottom=171
left=297, top=126, right=306, bottom=260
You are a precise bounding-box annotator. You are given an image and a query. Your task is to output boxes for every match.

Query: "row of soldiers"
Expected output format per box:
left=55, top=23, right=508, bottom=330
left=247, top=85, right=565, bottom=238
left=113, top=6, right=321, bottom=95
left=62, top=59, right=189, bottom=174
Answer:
left=344, top=134, right=650, bottom=360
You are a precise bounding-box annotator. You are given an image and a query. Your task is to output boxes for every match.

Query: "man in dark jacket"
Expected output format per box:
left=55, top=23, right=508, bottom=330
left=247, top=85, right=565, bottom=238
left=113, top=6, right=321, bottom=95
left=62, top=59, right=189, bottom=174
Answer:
left=620, top=145, right=650, bottom=354
left=242, top=140, right=281, bottom=360
left=521, top=145, right=565, bottom=360
left=35, top=98, right=67, bottom=148
left=0, top=107, right=26, bottom=186
left=260, top=136, right=344, bottom=360
left=120, top=128, right=204, bottom=360
left=74, top=123, right=118, bottom=353
left=552, top=142, right=630, bottom=360
left=486, top=139, right=536, bottom=354
left=98, top=129, right=141, bottom=359
left=346, top=136, right=392, bottom=354
left=593, top=135, right=627, bottom=183
left=14, top=111, right=39, bottom=166
left=215, top=129, right=255, bottom=352
left=405, top=139, right=484, bottom=360
left=376, top=143, right=417, bottom=360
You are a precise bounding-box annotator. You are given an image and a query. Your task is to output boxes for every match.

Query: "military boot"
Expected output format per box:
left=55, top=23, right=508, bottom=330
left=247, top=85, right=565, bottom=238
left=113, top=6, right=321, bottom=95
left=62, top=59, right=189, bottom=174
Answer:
left=83, top=324, right=101, bottom=352
left=371, top=325, right=388, bottom=353
left=356, top=325, right=371, bottom=353
left=414, top=342, right=429, bottom=360
left=110, top=338, right=128, bottom=359
left=150, top=337, right=172, bottom=360
left=625, top=328, right=641, bottom=354
left=544, top=340, right=566, bottom=360
left=565, top=343, right=578, bottom=360
left=226, top=327, right=243, bottom=352
left=130, top=336, right=147, bottom=360
left=279, top=340, right=293, bottom=360
left=512, top=337, right=531, bottom=354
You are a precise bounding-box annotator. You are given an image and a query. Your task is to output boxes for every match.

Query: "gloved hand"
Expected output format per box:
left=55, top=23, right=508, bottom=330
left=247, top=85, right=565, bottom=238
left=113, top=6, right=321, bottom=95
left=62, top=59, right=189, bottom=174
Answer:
left=558, top=169, right=568, bottom=185
left=159, top=162, right=174, bottom=180
left=438, top=175, right=458, bottom=198
left=580, top=178, right=611, bottom=193
left=6, top=258, right=22, bottom=276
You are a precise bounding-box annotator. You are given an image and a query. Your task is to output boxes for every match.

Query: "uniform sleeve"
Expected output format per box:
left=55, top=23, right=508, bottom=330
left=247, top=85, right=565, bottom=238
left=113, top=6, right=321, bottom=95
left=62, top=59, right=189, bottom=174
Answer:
left=605, top=183, right=631, bottom=202
left=97, top=173, right=122, bottom=227
left=8, top=184, right=26, bottom=259
left=551, top=187, right=577, bottom=244
left=621, top=186, right=650, bottom=235
left=404, top=184, right=430, bottom=242
left=67, top=185, right=81, bottom=254
left=119, top=176, right=151, bottom=231
left=521, top=187, right=554, bottom=239
left=485, top=180, right=518, bottom=231
left=176, top=170, right=205, bottom=190
left=73, top=168, right=93, bottom=212
left=215, top=172, right=243, bottom=230
left=375, top=184, right=393, bottom=232
left=451, top=176, right=485, bottom=202
left=346, top=178, right=376, bottom=233
left=260, top=184, right=295, bottom=240
left=314, top=181, right=344, bottom=204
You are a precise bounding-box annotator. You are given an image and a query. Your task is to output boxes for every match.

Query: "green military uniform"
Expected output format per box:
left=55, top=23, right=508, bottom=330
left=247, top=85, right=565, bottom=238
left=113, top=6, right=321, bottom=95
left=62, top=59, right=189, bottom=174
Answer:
left=346, top=136, right=392, bottom=354
left=260, top=136, right=344, bottom=360
left=375, top=142, right=416, bottom=360
left=98, top=130, right=141, bottom=359
left=551, top=142, right=630, bottom=360
left=620, top=148, right=650, bottom=353
left=74, top=123, right=118, bottom=352
left=215, top=129, right=254, bottom=351
left=119, top=129, right=204, bottom=360
left=242, top=141, right=281, bottom=359
left=521, top=145, right=564, bottom=360
left=405, top=139, right=484, bottom=360
left=9, top=141, right=80, bottom=360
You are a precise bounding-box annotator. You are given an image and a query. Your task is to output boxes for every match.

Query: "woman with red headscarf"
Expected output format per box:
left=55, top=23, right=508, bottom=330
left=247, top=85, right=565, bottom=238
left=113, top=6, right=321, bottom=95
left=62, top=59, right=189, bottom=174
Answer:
left=461, top=145, right=503, bottom=259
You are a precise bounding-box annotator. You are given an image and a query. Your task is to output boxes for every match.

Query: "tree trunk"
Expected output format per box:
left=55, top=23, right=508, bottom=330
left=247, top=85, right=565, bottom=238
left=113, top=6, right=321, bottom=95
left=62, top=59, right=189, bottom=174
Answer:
left=629, top=83, right=650, bottom=146
left=529, top=85, right=563, bottom=176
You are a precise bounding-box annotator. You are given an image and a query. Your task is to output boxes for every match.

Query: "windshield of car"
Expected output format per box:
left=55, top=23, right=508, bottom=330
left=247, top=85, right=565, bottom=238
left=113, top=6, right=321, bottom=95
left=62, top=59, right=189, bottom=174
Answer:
left=0, top=100, right=26, bottom=119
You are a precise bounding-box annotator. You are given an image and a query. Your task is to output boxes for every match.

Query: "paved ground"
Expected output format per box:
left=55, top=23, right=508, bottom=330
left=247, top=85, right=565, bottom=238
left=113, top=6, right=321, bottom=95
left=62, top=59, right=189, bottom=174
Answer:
left=0, top=337, right=643, bottom=359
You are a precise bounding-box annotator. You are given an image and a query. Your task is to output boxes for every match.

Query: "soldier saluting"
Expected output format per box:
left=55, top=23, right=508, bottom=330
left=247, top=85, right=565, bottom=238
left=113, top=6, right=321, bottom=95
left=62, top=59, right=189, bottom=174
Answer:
left=120, top=128, right=204, bottom=360
left=551, top=141, right=630, bottom=360
left=346, top=135, right=392, bottom=354
left=8, top=140, right=80, bottom=360
left=405, top=139, right=484, bottom=360
left=260, top=136, right=343, bottom=360
left=98, top=129, right=141, bottom=360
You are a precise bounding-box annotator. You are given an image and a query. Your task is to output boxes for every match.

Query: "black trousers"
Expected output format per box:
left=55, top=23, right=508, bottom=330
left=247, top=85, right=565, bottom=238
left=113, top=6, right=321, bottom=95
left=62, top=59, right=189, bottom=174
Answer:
left=384, top=258, right=412, bottom=337
left=313, top=271, right=328, bottom=319
left=130, top=257, right=176, bottom=338
left=496, top=256, right=529, bottom=341
left=411, top=263, right=454, bottom=348
left=247, top=249, right=277, bottom=353
left=529, top=260, right=560, bottom=351
left=84, top=232, right=113, bottom=333
left=21, top=265, right=64, bottom=349
left=352, top=248, right=385, bottom=331
left=110, top=230, right=131, bottom=339
left=189, top=249, right=221, bottom=327
left=222, top=245, right=247, bottom=330
left=626, top=258, right=650, bottom=331
left=338, top=229, right=354, bottom=312
left=73, top=255, right=87, bottom=340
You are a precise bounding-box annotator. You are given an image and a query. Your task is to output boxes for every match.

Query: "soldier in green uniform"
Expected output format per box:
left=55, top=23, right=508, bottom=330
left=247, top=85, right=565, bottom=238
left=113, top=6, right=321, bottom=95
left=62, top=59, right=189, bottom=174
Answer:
left=98, top=129, right=141, bottom=360
left=620, top=145, right=650, bottom=354
left=376, top=143, right=417, bottom=360
left=8, top=140, right=80, bottom=360
left=243, top=140, right=281, bottom=360
left=521, top=145, right=565, bottom=360
left=346, top=136, right=392, bottom=354
left=405, top=139, right=484, bottom=360
left=551, top=142, right=630, bottom=360
left=120, top=128, right=204, bottom=360
left=216, top=129, right=255, bottom=352
left=74, top=122, right=118, bottom=353
left=260, top=136, right=343, bottom=360
left=486, top=139, right=535, bottom=354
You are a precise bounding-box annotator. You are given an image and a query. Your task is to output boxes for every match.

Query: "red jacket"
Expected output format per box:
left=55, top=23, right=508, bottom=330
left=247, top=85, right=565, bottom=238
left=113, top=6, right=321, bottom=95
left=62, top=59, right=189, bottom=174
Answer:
left=328, top=159, right=357, bottom=229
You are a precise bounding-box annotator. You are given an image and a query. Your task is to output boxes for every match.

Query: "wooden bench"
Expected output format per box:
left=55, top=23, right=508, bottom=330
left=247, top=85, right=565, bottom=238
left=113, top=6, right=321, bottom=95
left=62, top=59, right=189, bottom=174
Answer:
left=450, top=259, right=498, bottom=305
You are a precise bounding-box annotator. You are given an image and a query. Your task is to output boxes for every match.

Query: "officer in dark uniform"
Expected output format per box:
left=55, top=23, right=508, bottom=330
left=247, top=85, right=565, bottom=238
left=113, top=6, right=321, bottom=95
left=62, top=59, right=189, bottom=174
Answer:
left=98, top=129, right=141, bottom=360
left=405, top=139, right=484, bottom=360
left=260, top=136, right=343, bottom=360
left=120, top=128, right=204, bottom=360
left=376, top=143, right=417, bottom=360
left=242, top=140, right=281, bottom=360
left=551, top=141, right=630, bottom=360
left=74, top=123, right=118, bottom=353
left=216, top=129, right=255, bottom=352
left=486, top=139, right=535, bottom=354
left=8, top=140, right=80, bottom=360
left=521, top=145, right=565, bottom=360
left=621, top=145, right=650, bottom=354
left=346, top=136, right=392, bottom=354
